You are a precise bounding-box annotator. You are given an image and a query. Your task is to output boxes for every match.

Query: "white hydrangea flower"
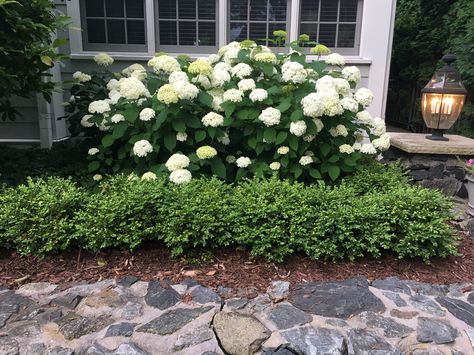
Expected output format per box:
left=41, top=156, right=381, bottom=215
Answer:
left=353, top=142, right=362, bottom=151
left=282, top=61, right=307, bottom=84
left=340, top=97, right=359, bottom=112
left=249, top=88, right=268, bottom=102
left=165, top=153, right=190, bottom=172
left=73, top=71, right=91, bottom=83
left=210, top=69, right=231, bottom=87
left=254, top=52, right=277, bottom=64
left=137, top=98, right=147, bottom=106
left=81, top=115, right=94, bottom=127
left=218, top=41, right=240, bottom=55
left=122, top=64, right=145, bottom=77
left=354, top=88, right=374, bottom=107
left=202, top=112, right=224, bottom=127
left=269, top=162, right=281, bottom=170
left=133, top=140, right=153, bottom=157
left=119, top=77, right=150, bottom=100
left=176, top=132, right=188, bottom=142
left=277, top=146, right=290, bottom=155
left=217, top=132, right=230, bottom=145
left=88, top=148, right=99, bottom=156
left=139, top=108, right=155, bottom=121
left=305, top=150, right=315, bottom=157
left=209, top=89, right=225, bottom=111
left=325, top=53, right=345, bottom=66
left=207, top=54, right=221, bottom=64
left=169, top=169, right=192, bottom=184
left=93, top=174, right=103, bottom=181
left=299, top=156, right=313, bottom=166
left=258, top=107, right=281, bottom=127
left=173, top=81, right=199, bottom=101
left=107, top=79, right=120, bottom=91
left=188, top=59, right=213, bottom=76
left=141, top=172, right=157, bottom=181
left=223, top=89, right=244, bottom=103
left=214, top=62, right=232, bottom=72
left=342, top=66, right=361, bottom=83
left=315, top=75, right=335, bottom=92
left=356, top=110, right=372, bottom=124
left=370, top=117, right=386, bottom=136
left=334, top=78, right=351, bottom=96
left=339, top=144, right=355, bottom=154
left=372, top=133, right=391, bottom=151
left=226, top=155, right=236, bottom=164
left=157, top=84, right=179, bottom=104
left=169, top=71, right=189, bottom=84
left=360, top=143, right=377, bottom=155
left=301, top=93, right=325, bottom=118
left=313, top=118, right=324, bottom=133
left=230, top=63, right=252, bottom=79
left=148, top=55, right=181, bottom=74
left=130, top=69, right=147, bottom=81
left=192, top=74, right=212, bottom=89
left=108, top=90, right=121, bottom=105
left=330, top=124, right=348, bottom=137
left=98, top=122, right=110, bottom=131
left=236, top=156, right=252, bottom=168
left=290, top=120, right=307, bottom=137
left=94, top=53, right=114, bottom=67
left=111, top=114, right=125, bottom=123
left=321, top=90, right=343, bottom=117
left=303, top=134, right=315, bottom=142
left=223, top=48, right=239, bottom=64
left=238, top=78, right=256, bottom=92
left=88, top=100, right=111, bottom=114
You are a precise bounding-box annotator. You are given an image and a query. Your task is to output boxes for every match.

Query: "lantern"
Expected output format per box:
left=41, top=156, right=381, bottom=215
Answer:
left=421, top=54, right=468, bottom=141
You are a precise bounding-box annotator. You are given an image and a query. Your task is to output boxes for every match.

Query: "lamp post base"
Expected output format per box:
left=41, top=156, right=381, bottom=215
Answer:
left=426, top=129, right=449, bottom=141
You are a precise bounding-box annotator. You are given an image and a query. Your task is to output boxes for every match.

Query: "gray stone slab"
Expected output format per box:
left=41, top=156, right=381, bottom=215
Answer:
left=191, top=286, right=221, bottom=304
left=372, top=277, right=412, bottom=295
left=347, top=328, right=402, bottom=355
left=361, top=312, right=413, bottom=338
left=290, top=276, right=385, bottom=319
left=145, top=281, right=181, bottom=310
left=113, top=343, right=149, bottom=355
left=280, top=326, right=347, bottom=355
left=137, top=306, right=213, bottom=335
left=382, top=291, right=408, bottom=307
left=47, top=347, right=75, bottom=355
left=50, top=293, right=83, bottom=309
left=105, top=322, right=136, bottom=337
left=416, top=317, right=458, bottom=344
left=173, top=324, right=214, bottom=351
left=467, top=292, right=474, bottom=305
left=268, top=303, right=312, bottom=330
left=55, top=313, right=111, bottom=340
left=0, top=337, right=19, bottom=355
left=435, top=296, right=474, bottom=327
left=409, top=294, right=445, bottom=316
left=118, top=275, right=140, bottom=287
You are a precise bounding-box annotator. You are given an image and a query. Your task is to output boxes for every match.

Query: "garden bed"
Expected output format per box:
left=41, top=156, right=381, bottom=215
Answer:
left=0, top=231, right=472, bottom=293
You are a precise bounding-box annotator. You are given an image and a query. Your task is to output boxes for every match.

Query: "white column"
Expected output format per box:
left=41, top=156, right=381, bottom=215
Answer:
left=359, top=0, right=397, bottom=119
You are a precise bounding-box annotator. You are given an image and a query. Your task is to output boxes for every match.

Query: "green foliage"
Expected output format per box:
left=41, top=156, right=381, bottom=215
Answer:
left=0, top=0, right=69, bottom=120
left=0, top=177, right=85, bottom=256
left=0, top=165, right=459, bottom=262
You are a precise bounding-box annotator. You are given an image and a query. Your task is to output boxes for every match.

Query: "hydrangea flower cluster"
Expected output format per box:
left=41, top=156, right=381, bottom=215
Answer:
left=75, top=36, right=389, bottom=183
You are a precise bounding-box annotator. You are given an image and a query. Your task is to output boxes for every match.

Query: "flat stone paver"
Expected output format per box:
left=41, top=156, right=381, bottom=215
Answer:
left=0, top=276, right=473, bottom=354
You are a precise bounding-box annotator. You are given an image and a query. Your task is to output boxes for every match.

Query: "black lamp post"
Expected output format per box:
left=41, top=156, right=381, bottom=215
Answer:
left=421, top=54, right=468, bottom=141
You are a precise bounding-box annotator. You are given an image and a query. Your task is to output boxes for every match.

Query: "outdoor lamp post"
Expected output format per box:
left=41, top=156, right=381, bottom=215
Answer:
left=421, top=54, right=468, bottom=141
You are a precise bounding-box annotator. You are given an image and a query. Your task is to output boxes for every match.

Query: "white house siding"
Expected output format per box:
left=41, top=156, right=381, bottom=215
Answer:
left=0, top=0, right=395, bottom=145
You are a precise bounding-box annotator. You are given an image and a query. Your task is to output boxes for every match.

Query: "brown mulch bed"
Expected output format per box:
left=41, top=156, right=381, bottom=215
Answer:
left=1, top=232, right=473, bottom=295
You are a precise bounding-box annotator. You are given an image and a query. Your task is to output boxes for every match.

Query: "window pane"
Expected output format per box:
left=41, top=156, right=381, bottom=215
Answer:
left=230, top=0, right=248, bottom=21
left=126, top=0, right=144, bottom=18
left=105, top=0, right=124, bottom=17
left=86, top=0, right=104, bottom=17
left=339, top=0, right=358, bottom=22
left=198, top=0, right=216, bottom=20
left=269, top=0, right=286, bottom=21
left=269, top=22, right=286, bottom=44
left=87, top=19, right=106, bottom=43
left=300, top=0, right=319, bottom=22
left=198, top=22, right=216, bottom=46
left=319, top=23, right=336, bottom=46
left=179, top=21, right=197, bottom=45
left=250, top=0, right=267, bottom=21
left=107, top=19, right=126, bottom=43
left=127, top=20, right=146, bottom=44
left=179, top=0, right=196, bottom=19
left=160, top=21, right=177, bottom=44
left=230, top=22, right=248, bottom=41
left=249, top=22, right=267, bottom=45
left=337, top=23, right=355, bottom=47
left=320, top=0, right=338, bottom=22
left=299, top=23, right=317, bottom=44
left=159, top=0, right=176, bottom=19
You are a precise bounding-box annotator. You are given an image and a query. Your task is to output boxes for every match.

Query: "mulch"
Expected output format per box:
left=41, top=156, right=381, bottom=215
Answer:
left=1, top=231, right=473, bottom=295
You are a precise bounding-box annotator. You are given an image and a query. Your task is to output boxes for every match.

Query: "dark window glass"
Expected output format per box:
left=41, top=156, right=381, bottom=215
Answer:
left=299, top=23, right=318, bottom=42
left=198, top=22, right=216, bottom=45
left=179, top=21, right=197, bottom=45
left=126, top=0, right=144, bottom=18
left=86, top=0, right=104, bottom=17
left=230, top=22, right=248, bottom=41
left=87, top=19, right=106, bottom=43
left=230, top=0, right=248, bottom=21
left=339, top=0, right=358, bottom=21
left=249, top=23, right=267, bottom=45
left=105, top=0, right=124, bottom=17
left=337, top=23, right=356, bottom=47
left=269, top=0, right=287, bottom=21
left=160, top=21, right=178, bottom=44
left=159, top=0, right=176, bottom=19
left=107, top=19, right=126, bottom=43
left=320, top=0, right=338, bottom=22
left=179, top=0, right=196, bottom=19
left=127, top=20, right=146, bottom=44
left=300, top=0, right=319, bottom=22
left=249, top=0, right=267, bottom=21
left=318, top=23, right=336, bottom=46
left=198, top=0, right=216, bottom=19
left=269, top=22, right=286, bottom=35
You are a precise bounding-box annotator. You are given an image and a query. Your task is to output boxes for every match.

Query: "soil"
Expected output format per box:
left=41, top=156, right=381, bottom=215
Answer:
left=1, top=232, right=473, bottom=296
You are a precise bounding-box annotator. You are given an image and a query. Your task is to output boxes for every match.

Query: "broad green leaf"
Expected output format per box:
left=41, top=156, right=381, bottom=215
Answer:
left=277, top=101, right=292, bottom=112
left=288, top=135, right=298, bottom=151
left=88, top=161, right=100, bottom=172
left=328, top=154, right=340, bottom=163
left=210, top=158, right=226, bottom=179
left=262, top=63, right=274, bottom=77
left=344, top=157, right=357, bottom=166
left=208, top=127, right=217, bottom=138
left=112, top=122, right=128, bottom=139
left=267, top=86, right=282, bottom=95
left=198, top=91, right=213, bottom=106
left=275, top=131, right=287, bottom=144
left=40, top=56, right=53, bottom=66
left=172, top=119, right=186, bottom=132
left=309, top=168, right=322, bottom=179
left=263, top=127, right=276, bottom=143
left=235, top=168, right=247, bottom=181
left=290, top=108, right=303, bottom=121
left=101, top=134, right=115, bottom=148
left=124, top=107, right=139, bottom=123
left=328, top=165, right=340, bottom=181
left=164, top=132, right=176, bottom=151
left=195, top=130, right=206, bottom=142
left=320, top=142, right=331, bottom=156
left=53, top=38, right=68, bottom=47
left=248, top=137, right=257, bottom=149
left=186, top=116, right=202, bottom=128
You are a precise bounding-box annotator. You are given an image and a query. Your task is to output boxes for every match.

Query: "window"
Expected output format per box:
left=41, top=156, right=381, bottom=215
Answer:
left=155, top=0, right=218, bottom=52
left=299, top=0, right=362, bottom=55
left=229, top=0, right=289, bottom=46
left=80, top=0, right=147, bottom=51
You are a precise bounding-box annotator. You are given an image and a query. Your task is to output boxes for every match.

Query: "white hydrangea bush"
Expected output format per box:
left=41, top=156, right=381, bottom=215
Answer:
left=68, top=37, right=390, bottom=183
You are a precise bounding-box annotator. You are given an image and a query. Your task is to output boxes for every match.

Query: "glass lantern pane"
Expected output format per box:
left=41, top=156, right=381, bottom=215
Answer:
left=421, top=93, right=464, bottom=130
